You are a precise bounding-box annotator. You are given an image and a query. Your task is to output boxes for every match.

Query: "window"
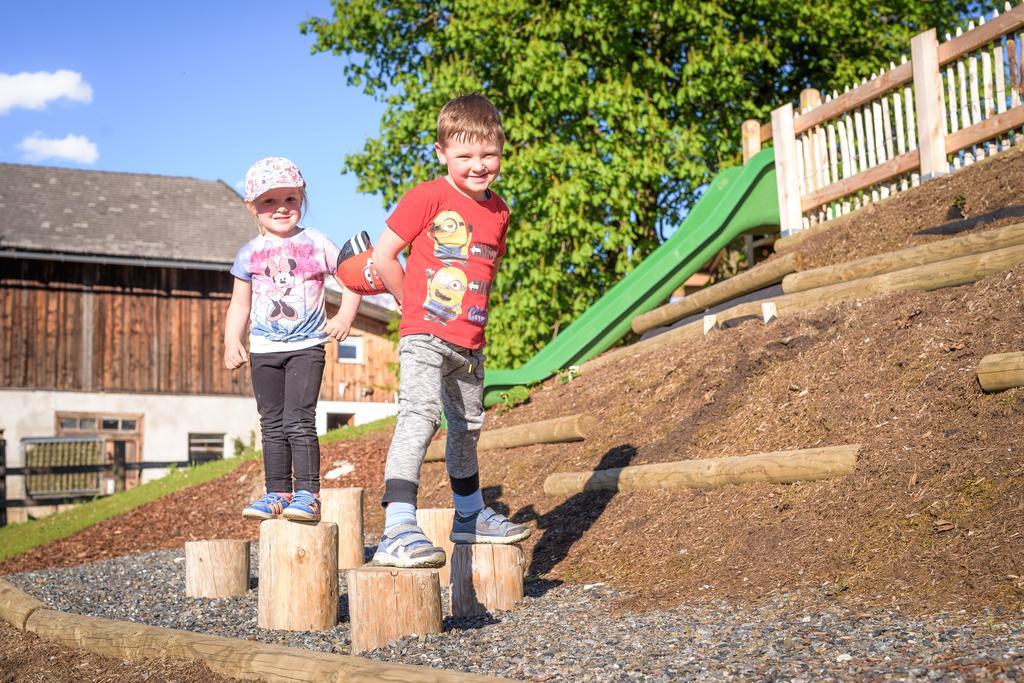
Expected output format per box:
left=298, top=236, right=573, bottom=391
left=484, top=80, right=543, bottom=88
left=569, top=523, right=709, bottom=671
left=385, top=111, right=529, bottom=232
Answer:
left=188, top=433, right=224, bottom=465
left=326, top=413, right=354, bottom=430
left=337, top=335, right=364, bottom=364
left=57, top=413, right=140, bottom=435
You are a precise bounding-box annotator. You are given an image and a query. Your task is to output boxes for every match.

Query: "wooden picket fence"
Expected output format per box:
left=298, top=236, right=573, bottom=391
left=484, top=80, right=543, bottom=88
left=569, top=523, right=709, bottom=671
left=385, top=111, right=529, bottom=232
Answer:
left=744, top=2, right=1024, bottom=236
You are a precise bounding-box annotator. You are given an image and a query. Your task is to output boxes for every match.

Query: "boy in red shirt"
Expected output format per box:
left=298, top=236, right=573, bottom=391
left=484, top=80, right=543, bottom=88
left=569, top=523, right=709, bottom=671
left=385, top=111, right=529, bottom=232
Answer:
left=370, top=94, right=530, bottom=567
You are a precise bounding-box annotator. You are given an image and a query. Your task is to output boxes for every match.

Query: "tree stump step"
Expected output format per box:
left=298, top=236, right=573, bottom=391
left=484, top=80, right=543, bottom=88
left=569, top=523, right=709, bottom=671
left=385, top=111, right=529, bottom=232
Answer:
left=257, top=520, right=338, bottom=631
left=347, top=566, right=442, bottom=654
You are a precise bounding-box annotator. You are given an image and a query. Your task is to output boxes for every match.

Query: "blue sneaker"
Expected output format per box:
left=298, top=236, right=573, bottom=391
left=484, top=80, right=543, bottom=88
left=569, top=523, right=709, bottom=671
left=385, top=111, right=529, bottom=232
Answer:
left=242, top=492, right=290, bottom=520
left=370, top=524, right=446, bottom=568
left=282, top=490, right=321, bottom=522
left=450, top=507, right=531, bottom=544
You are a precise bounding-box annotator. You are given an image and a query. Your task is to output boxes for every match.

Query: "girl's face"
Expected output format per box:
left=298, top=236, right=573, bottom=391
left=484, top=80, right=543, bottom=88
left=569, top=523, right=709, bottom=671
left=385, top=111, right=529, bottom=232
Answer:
left=250, top=187, right=302, bottom=237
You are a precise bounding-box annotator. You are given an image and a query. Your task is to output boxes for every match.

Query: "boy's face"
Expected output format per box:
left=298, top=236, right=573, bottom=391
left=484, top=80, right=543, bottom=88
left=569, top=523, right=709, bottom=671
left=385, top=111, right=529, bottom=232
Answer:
left=435, top=135, right=502, bottom=201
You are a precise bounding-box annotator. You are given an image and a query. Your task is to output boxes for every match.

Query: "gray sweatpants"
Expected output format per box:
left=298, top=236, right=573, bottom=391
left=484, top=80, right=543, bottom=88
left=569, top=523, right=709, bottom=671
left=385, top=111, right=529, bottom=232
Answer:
left=382, top=334, right=485, bottom=505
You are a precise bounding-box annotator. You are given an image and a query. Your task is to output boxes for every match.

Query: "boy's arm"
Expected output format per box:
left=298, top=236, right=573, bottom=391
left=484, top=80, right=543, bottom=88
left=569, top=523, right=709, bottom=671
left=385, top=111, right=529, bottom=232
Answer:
left=223, top=278, right=251, bottom=369
left=372, top=227, right=409, bottom=306
left=326, top=285, right=361, bottom=342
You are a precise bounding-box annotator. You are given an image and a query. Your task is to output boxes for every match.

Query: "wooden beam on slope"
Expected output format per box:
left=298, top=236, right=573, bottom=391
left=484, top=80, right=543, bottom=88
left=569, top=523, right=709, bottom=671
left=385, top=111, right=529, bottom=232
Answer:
left=543, top=445, right=859, bottom=497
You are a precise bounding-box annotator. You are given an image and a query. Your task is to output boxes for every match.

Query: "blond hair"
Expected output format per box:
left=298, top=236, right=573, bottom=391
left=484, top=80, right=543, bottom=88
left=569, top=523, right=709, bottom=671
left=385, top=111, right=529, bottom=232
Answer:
left=437, top=94, right=505, bottom=148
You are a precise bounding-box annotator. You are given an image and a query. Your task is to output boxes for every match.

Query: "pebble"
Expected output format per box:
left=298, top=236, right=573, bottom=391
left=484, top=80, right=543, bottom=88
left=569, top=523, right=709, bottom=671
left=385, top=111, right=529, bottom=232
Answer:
left=6, top=548, right=1024, bottom=681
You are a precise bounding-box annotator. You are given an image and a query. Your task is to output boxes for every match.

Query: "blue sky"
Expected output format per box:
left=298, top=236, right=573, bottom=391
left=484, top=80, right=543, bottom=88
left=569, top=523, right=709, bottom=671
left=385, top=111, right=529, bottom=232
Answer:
left=1, top=1, right=393, bottom=248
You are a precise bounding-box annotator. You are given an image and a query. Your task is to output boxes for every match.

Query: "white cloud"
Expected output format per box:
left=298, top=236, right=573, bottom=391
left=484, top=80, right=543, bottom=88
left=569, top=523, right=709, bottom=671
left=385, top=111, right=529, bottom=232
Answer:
left=18, top=133, right=99, bottom=164
left=0, top=70, right=93, bottom=115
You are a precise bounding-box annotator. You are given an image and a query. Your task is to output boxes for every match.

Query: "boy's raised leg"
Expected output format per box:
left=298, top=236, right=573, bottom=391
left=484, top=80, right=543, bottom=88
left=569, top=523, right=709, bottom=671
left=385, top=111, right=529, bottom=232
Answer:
left=441, top=346, right=530, bottom=545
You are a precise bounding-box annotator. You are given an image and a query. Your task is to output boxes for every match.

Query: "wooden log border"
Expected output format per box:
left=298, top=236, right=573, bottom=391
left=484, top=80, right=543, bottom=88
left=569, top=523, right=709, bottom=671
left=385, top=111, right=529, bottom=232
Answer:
left=631, top=252, right=804, bottom=335
left=0, top=578, right=505, bottom=683
left=543, top=445, right=860, bottom=497
left=782, top=222, right=1024, bottom=293
left=586, top=240, right=1024, bottom=371
left=425, top=413, right=598, bottom=462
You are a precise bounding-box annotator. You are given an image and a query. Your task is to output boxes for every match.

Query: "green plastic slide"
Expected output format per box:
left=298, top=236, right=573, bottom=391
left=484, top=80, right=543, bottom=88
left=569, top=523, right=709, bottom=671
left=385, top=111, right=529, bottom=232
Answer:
left=483, top=147, right=781, bottom=406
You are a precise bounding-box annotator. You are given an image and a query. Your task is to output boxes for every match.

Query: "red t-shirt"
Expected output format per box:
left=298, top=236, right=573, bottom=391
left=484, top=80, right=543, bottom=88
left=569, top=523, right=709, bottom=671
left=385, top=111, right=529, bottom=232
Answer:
left=386, top=177, right=509, bottom=349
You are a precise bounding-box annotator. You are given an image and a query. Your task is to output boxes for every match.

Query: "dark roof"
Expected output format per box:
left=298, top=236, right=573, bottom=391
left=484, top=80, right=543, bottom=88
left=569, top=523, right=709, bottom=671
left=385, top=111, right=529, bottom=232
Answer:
left=0, top=162, right=254, bottom=265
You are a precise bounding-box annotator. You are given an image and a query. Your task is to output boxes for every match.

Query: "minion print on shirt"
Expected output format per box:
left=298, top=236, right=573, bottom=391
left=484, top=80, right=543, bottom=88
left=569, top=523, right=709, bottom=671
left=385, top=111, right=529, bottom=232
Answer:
left=422, top=266, right=469, bottom=324
left=429, top=210, right=472, bottom=262
left=385, top=177, right=508, bottom=348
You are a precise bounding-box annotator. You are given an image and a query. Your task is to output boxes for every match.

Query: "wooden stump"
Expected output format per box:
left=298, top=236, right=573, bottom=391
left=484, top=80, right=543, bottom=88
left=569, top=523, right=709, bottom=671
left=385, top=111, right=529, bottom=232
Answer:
left=347, top=567, right=442, bottom=654
left=321, top=488, right=364, bottom=569
left=450, top=544, right=525, bottom=617
left=416, top=508, right=455, bottom=586
left=257, top=520, right=338, bottom=631
left=185, top=540, right=250, bottom=599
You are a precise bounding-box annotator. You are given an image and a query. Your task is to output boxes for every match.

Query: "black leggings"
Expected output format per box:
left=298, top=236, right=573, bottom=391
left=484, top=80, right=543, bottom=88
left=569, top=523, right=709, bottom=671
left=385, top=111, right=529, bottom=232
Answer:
left=250, top=344, right=325, bottom=493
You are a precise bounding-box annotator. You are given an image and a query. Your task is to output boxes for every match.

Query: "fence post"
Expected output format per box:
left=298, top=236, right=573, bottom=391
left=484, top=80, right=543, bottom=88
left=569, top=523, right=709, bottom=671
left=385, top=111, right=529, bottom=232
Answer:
left=771, top=103, right=803, bottom=236
left=911, top=28, right=949, bottom=179
left=1, top=438, right=6, bottom=527
left=742, top=119, right=762, bottom=163
left=799, top=89, right=823, bottom=193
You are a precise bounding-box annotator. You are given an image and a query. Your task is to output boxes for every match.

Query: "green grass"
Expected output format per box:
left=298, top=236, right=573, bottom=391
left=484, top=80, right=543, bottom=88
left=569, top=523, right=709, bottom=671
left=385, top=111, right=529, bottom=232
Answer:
left=318, top=415, right=396, bottom=445
left=0, top=451, right=257, bottom=565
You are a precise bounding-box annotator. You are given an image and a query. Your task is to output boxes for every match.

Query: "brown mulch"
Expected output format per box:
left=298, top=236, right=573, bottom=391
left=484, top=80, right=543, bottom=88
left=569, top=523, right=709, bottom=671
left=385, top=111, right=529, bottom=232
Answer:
left=3, top=144, right=1023, bottom=618
left=0, top=622, right=237, bottom=682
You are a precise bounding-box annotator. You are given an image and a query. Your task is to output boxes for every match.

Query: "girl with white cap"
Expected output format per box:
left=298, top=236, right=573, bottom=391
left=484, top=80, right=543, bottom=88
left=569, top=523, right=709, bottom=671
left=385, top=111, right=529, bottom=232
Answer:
left=224, top=156, right=360, bottom=522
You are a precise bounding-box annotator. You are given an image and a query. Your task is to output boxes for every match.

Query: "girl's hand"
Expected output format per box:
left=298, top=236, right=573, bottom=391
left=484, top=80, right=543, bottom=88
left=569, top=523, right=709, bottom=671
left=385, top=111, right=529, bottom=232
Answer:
left=326, top=314, right=351, bottom=342
left=224, top=341, right=248, bottom=370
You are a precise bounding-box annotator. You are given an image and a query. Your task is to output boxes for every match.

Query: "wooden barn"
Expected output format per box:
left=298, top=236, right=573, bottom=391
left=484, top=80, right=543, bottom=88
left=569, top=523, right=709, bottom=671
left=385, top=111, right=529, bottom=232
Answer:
left=0, top=162, right=397, bottom=522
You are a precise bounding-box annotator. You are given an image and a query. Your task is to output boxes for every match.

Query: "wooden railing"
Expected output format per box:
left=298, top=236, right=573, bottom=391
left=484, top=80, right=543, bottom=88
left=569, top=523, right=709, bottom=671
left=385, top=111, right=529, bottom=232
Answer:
left=743, top=2, right=1024, bottom=236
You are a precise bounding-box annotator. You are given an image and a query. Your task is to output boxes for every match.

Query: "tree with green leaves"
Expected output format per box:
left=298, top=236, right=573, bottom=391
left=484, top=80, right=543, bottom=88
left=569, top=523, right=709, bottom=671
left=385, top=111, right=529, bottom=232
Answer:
left=303, top=0, right=987, bottom=368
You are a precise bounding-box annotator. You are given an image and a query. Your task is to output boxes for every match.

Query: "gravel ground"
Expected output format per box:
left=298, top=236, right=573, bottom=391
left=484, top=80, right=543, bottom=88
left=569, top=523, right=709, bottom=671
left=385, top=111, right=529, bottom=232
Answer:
left=7, top=548, right=1023, bottom=681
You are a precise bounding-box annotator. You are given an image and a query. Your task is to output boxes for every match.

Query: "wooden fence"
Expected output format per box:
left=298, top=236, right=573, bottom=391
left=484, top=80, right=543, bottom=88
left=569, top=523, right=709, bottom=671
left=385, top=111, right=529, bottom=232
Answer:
left=744, top=2, right=1024, bottom=236
left=0, top=436, right=184, bottom=527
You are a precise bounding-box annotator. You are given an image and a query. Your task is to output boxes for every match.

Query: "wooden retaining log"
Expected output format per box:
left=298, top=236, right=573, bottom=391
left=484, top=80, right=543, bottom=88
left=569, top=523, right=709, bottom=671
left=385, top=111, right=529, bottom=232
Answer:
left=320, top=487, right=365, bottom=569
left=0, top=578, right=46, bottom=630
left=184, top=540, right=250, bottom=599
left=590, top=241, right=1024, bottom=369
left=542, top=445, right=860, bottom=497
left=978, top=351, right=1024, bottom=392
left=782, top=222, right=1024, bottom=293
left=424, top=413, right=598, bottom=462
left=347, top=567, right=443, bottom=654
left=257, top=520, right=338, bottom=631
left=0, top=581, right=504, bottom=681
left=450, top=545, right=525, bottom=617
left=631, top=251, right=804, bottom=335
left=721, top=242, right=1024, bottom=326
left=416, top=508, right=456, bottom=586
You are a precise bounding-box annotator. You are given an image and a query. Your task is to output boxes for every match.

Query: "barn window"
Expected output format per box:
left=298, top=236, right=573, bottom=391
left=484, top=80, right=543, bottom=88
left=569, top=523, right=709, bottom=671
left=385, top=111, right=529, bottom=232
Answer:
left=188, top=433, right=224, bottom=465
left=337, top=335, right=364, bottom=364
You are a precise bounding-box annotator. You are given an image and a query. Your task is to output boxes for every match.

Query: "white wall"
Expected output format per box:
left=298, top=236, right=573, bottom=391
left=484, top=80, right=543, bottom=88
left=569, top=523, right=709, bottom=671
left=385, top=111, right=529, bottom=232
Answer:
left=317, top=400, right=398, bottom=432
left=0, top=389, right=260, bottom=471
left=0, top=389, right=398, bottom=524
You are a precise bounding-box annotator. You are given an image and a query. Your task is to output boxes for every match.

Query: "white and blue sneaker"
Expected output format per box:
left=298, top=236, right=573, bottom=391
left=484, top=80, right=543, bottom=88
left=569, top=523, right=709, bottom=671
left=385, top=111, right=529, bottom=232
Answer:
left=370, top=524, right=447, bottom=568
left=450, top=507, right=531, bottom=544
